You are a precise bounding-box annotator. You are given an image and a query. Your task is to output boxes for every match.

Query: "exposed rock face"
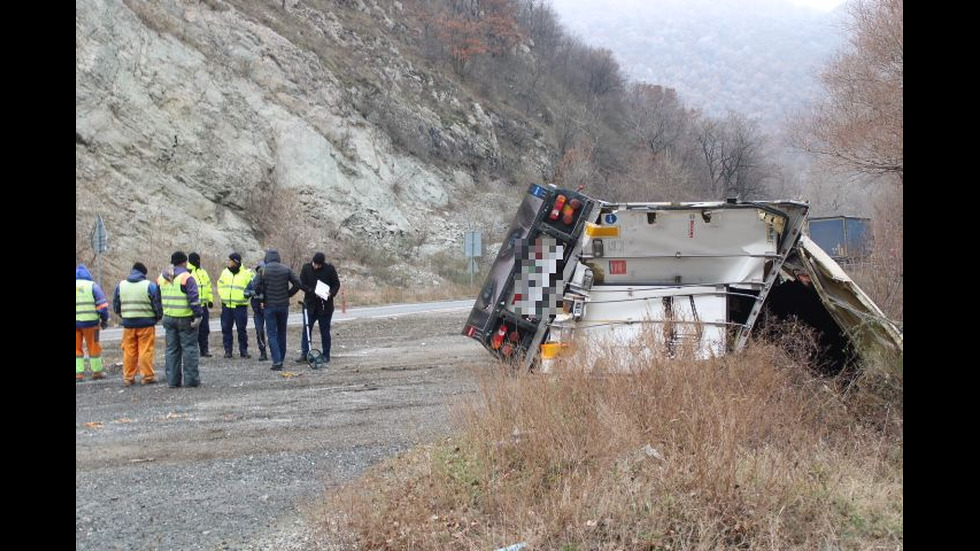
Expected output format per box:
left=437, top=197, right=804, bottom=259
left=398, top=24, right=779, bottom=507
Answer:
left=76, top=0, right=538, bottom=280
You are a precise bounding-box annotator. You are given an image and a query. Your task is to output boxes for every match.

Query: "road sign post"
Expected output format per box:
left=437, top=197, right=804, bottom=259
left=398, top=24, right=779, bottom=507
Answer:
left=463, top=230, right=482, bottom=285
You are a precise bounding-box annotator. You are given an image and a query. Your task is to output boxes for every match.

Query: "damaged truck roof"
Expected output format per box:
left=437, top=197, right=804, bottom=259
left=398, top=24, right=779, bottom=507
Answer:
left=462, top=184, right=903, bottom=375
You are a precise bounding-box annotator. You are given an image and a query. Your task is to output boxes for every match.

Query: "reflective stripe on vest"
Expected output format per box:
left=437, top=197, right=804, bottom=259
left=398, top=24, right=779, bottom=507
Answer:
left=76, top=280, right=98, bottom=322
left=119, top=280, right=154, bottom=319
left=217, top=268, right=253, bottom=307
left=158, top=272, right=193, bottom=317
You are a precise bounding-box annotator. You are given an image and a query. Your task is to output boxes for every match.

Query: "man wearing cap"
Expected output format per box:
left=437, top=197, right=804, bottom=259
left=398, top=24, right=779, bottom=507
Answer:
left=296, top=252, right=341, bottom=365
left=113, top=262, right=164, bottom=386
left=188, top=252, right=215, bottom=358
left=216, top=253, right=254, bottom=359
left=158, top=251, right=205, bottom=387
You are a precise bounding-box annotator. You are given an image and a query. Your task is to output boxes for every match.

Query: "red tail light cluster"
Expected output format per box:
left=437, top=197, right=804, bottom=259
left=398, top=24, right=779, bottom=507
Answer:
left=549, top=194, right=583, bottom=225
left=548, top=194, right=567, bottom=221
left=562, top=198, right=582, bottom=225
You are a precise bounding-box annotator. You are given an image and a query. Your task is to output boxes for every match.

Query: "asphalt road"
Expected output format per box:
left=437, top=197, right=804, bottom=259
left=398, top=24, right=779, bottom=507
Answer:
left=100, top=300, right=474, bottom=343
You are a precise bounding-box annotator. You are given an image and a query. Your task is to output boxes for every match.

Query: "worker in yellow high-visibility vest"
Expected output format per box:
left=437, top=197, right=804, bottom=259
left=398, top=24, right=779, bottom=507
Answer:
left=76, top=264, right=110, bottom=382
left=188, top=252, right=214, bottom=357
left=217, top=252, right=254, bottom=359
left=157, top=251, right=205, bottom=388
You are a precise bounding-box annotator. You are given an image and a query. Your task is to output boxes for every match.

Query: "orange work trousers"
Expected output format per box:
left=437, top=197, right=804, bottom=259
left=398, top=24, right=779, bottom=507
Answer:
left=76, top=326, right=102, bottom=359
left=122, top=326, right=156, bottom=382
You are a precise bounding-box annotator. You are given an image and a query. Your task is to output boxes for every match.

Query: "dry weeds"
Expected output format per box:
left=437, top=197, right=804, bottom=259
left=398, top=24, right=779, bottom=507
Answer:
left=324, top=341, right=903, bottom=550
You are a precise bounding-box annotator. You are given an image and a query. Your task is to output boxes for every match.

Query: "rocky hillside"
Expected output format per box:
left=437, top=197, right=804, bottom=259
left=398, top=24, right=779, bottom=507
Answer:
left=76, top=0, right=546, bottom=289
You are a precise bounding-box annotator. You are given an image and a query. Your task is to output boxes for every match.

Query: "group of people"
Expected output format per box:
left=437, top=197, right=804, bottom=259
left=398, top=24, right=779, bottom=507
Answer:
left=75, top=250, right=341, bottom=386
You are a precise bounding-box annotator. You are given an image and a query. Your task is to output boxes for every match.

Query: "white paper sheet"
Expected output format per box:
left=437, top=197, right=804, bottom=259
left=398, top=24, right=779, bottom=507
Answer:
left=315, top=280, right=331, bottom=301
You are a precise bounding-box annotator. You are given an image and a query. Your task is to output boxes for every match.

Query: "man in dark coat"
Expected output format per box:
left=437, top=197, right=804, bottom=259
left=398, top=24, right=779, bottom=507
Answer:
left=296, top=252, right=341, bottom=364
left=251, top=250, right=305, bottom=370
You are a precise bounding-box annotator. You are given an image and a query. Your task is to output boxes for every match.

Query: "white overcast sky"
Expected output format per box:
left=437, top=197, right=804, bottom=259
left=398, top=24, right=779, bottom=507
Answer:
left=788, top=0, right=845, bottom=9
left=550, top=0, right=846, bottom=12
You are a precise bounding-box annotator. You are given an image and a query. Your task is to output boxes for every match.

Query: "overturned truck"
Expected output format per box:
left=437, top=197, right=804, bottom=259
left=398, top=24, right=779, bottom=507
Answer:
left=462, top=184, right=903, bottom=374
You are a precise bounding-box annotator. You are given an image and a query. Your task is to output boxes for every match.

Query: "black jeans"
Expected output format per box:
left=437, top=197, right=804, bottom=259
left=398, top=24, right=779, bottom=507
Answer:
left=220, top=305, right=249, bottom=355
left=197, top=307, right=210, bottom=354
left=251, top=299, right=266, bottom=353
left=301, top=303, right=334, bottom=360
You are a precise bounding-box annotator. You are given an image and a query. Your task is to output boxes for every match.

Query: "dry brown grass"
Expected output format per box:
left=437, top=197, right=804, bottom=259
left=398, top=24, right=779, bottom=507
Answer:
left=323, top=342, right=903, bottom=549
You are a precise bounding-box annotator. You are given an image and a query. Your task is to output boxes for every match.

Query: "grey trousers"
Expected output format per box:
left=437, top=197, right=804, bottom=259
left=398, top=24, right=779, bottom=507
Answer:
left=163, top=315, right=201, bottom=387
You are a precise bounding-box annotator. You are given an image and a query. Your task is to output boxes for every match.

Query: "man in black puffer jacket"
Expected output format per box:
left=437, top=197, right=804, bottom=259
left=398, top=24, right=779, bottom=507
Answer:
left=251, top=249, right=305, bottom=370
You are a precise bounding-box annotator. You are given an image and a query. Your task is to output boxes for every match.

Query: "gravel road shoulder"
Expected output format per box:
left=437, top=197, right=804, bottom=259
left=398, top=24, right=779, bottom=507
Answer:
left=76, top=310, right=489, bottom=550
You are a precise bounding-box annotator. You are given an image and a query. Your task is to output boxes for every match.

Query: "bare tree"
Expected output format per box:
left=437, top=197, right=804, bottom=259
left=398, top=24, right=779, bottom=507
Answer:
left=552, top=98, right=587, bottom=158
left=692, top=113, right=769, bottom=199
left=610, top=147, right=693, bottom=202
left=799, top=0, right=903, bottom=323
left=515, top=0, right=562, bottom=57
left=583, top=48, right=623, bottom=98
left=513, top=57, right=545, bottom=115
left=804, top=0, right=903, bottom=180
left=625, top=83, right=687, bottom=158
left=554, top=142, right=599, bottom=191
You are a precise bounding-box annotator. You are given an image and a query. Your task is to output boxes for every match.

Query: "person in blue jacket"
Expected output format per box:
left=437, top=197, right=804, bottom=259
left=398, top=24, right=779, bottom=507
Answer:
left=76, top=264, right=110, bottom=381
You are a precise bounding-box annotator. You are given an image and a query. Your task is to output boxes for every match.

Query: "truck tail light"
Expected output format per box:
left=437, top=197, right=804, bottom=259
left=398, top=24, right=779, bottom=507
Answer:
left=491, top=323, right=508, bottom=349
left=549, top=194, right=567, bottom=221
